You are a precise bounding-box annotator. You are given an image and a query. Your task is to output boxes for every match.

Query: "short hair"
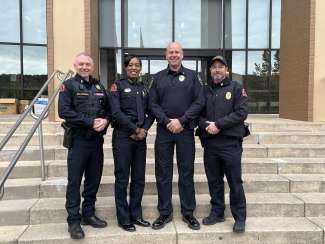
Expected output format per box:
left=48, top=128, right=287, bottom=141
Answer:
left=124, top=55, right=142, bottom=68
left=75, top=52, right=92, bottom=59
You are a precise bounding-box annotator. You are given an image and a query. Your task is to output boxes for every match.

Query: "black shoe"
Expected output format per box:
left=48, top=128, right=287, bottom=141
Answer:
left=202, top=213, right=225, bottom=225
left=133, top=218, right=151, bottom=227
left=118, top=223, right=136, bottom=232
left=68, top=223, right=85, bottom=239
left=182, top=215, right=200, bottom=230
left=152, top=214, right=172, bottom=230
left=233, top=221, right=245, bottom=233
left=81, top=215, right=107, bottom=228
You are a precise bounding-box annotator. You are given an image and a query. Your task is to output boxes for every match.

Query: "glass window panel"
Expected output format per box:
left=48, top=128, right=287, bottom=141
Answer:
left=22, top=0, right=47, bottom=44
left=0, top=45, right=21, bottom=98
left=272, top=0, right=281, bottom=48
left=23, top=46, right=47, bottom=99
left=247, top=50, right=270, bottom=77
left=270, top=50, right=279, bottom=112
left=175, top=0, right=222, bottom=48
left=100, top=0, right=121, bottom=47
left=100, top=48, right=121, bottom=88
left=230, top=51, right=245, bottom=85
left=150, top=60, right=168, bottom=74
left=0, top=0, right=20, bottom=42
left=22, top=0, right=46, bottom=44
left=225, top=0, right=246, bottom=48
left=126, top=0, right=172, bottom=48
left=246, top=51, right=270, bottom=113
left=182, top=60, right=197, bottom=71
left=248, top=0, right=270, bottom=48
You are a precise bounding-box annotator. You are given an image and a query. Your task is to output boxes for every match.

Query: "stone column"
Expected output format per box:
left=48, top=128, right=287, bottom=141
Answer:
left=279, top=0, right=325, bottom=121
left=47, top=0, right=99, bottom=121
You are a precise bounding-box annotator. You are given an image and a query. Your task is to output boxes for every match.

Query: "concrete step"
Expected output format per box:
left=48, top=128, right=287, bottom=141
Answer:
left=0, top=193, right=304, bottom=226
left=294, top=193, right=325, bottom=217
left=3, top=131, right=325, bottom=147
left=281, top=174, right=325, bottom=192
left=4, top=157, right=325, bottom=180
left=0, top=218, right=322, bottom=244
left=33, top=193, right=304, bottom=225
left=1, top=174, right=289, bottom=200
left=3, top=144, right=325, bottom=162
left=0, top=144, right=268, bottom=161
left=0, top=193, right=305, bottom=226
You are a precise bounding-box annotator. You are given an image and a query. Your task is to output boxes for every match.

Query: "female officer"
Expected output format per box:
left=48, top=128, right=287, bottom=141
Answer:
left=109, top=55, right=154, bottom=232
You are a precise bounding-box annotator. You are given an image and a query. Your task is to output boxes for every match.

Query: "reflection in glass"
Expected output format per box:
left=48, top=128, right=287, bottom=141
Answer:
left=0, top=45, right=21, bottom=98
left=23, top=46, right=47, bottom=99
left=270, top=50, right=279, bottom=112
left=0, top=0, right=20, bottom=42
left=150, top=60, right=168, bottom=74
left=175, top=0, right=222, bottom=48
left=225, top=0, right=246, bottom=48
left=246, top=50, right=270, bottom=113
left=248, top=0, right=270, bottom=48
left=125, top=0, right=172, bottom=48
left=100, top=48, right=121, bottom=88
left=272, top=0, right=281, bottom=48
left=22, top=0, right=47, bottom=44
left=182, top=60, right=197, bottom=71
left=230, top=51, right=245, bottom=85
left=100, top=0, right=121, bottom=47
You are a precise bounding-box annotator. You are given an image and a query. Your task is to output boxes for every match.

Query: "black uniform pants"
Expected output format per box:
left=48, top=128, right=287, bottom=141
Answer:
left=203, top=137, right=246, bottom=222
left=155, top=125, right=196, bottom=216
left=66, top=135, right=104, bottom=224
left=112, top=129, right=147, bottom=224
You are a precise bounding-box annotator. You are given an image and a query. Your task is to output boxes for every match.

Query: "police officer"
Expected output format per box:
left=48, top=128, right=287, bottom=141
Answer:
left=58, top=53, right=110, bottom=239
left=109, top=55, right=154, bottom=232
left=149, top=42, right=204, bottom=230
left=196, top=55, right=248, bottom=233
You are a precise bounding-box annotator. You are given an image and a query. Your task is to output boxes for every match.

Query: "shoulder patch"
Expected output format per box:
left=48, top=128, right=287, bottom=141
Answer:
left=242, top=88, right=247, bottom=97
left=59, top=84, right=65, bottom=92
left=110, top=83, right=117, bottom=92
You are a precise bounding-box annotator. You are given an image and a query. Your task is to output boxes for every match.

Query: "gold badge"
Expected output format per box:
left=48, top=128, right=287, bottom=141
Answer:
left=95, top=84, right=101, bottom=90
left=225, top=92, right=232, bottom=100
left=179, top=75, right=185, bottom=82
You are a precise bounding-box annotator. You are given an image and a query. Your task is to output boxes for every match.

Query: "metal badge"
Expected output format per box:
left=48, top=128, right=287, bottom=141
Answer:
left=95, top=84, right=101, bottom=90
left=225, top=91, right=232, bottom=100
left=179, top=75, right=185, bottom=82
left=124, top=88, right=131, bottom=93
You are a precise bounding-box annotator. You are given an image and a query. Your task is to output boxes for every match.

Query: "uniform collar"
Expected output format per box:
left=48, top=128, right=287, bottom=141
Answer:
left=211, top=77, right=230, bottom=89
left=75, top=74, right=97, bottom=84
left=167, top=65, right=185, bottom=76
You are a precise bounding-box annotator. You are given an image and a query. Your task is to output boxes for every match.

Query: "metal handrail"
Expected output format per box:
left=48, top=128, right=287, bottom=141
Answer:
left=0, top=70, right=74, bottom=200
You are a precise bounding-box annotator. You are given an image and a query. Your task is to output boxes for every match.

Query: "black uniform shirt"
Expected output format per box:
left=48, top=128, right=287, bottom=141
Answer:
left=58, top=74, right=110, bottom=130
left=198, top=78, right=248, bottom=138
left=109, top=78, right=154, bottom=133
left=149, top=65, right=204, bottom=128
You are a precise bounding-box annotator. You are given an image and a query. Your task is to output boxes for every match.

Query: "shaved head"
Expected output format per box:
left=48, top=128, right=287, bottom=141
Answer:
left=165, top=42, right=183, bottom=71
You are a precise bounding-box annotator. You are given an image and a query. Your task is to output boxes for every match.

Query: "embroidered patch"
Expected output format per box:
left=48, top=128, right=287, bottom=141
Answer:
left=76, top=92, right=89, bottom=96
left=94, top=92, right=104, bottom=96
left=59, top=84, right=65, bottom=92
left=225, top=92, right=232, bottom=100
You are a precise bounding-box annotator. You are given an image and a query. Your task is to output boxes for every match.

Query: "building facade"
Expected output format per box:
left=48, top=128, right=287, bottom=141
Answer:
left=0, top=0, right=324, bottom=121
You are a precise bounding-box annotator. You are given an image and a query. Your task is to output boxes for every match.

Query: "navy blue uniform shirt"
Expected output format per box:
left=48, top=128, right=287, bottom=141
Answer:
left=149, top=65, right=204, bottom=128
left=109, top=78, right=154, bottom=134
left=58, top=74, right=110, bottom=133
left=197, top=78, right=248, bottom=138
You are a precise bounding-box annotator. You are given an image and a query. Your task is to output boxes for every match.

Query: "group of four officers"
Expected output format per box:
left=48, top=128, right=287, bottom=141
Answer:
left=58, top=41, right=249, bottom=240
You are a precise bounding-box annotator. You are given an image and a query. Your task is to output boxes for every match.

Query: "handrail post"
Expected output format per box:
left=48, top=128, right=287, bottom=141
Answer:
left=38, top=121, right=46, bottom=181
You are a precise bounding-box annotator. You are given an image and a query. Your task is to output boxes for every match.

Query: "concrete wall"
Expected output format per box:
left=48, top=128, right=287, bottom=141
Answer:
left=313, top=0, right=325, bottom=121
left=280, top=0, right=325, bottom=121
